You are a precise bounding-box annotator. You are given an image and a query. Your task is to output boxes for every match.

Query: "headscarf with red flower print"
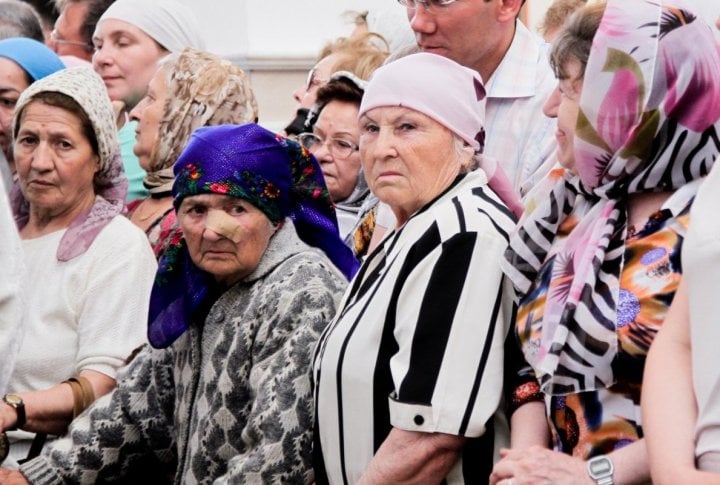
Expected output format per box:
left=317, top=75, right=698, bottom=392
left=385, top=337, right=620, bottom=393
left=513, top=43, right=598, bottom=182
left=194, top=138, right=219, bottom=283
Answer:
left=502, top=0, right=720, bottom=395
left=147, top=123, right=358, bottom=348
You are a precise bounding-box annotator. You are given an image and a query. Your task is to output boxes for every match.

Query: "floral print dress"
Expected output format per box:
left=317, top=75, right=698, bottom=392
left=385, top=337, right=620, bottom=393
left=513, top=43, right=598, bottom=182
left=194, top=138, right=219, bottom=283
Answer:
left=127, top=199, right=179, bottom=261
left=512, top=204, right=690, bottom=458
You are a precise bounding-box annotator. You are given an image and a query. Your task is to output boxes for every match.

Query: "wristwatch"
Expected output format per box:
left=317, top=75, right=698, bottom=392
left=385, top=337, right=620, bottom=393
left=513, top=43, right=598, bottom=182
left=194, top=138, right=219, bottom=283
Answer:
left=587, top=454, right=614, bottom=485
left=3, top=394, right=26, bottom=430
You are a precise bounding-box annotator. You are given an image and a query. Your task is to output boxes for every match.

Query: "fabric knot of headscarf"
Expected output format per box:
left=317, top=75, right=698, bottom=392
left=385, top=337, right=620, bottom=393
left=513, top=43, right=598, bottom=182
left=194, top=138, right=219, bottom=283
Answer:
left=502, top=0, right=720, bottom=395
left=143, top=48, right=258, bottom=195
left=11, top=67, right=127, bottom=261
left=148, top=124, right=358, bottom=349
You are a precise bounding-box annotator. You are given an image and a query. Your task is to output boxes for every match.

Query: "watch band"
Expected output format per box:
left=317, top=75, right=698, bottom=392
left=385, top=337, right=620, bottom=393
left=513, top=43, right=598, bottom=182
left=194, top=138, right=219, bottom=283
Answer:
left=594, top=476, right=614, bottom=485
left=3, top=394, right=26, bottom=430
left=0, top=432, right=8, bottom=463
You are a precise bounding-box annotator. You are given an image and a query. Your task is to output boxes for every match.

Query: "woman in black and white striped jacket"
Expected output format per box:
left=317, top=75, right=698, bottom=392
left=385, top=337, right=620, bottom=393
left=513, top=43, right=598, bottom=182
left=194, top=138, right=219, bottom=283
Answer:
left=313, top=52, right=519, bottom=485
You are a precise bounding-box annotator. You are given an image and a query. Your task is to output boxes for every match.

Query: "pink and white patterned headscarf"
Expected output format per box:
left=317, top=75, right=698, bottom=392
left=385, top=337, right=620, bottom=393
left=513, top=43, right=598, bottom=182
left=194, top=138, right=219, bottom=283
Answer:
left=11, top=67, right=127, bottom=261
left=503, top=0, right=720, bottom=395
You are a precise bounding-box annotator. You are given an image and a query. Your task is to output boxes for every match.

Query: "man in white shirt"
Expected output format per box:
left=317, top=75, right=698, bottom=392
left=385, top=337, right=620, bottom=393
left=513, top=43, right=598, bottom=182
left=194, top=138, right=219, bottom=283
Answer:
left=403, top=0, right=557, bottom=195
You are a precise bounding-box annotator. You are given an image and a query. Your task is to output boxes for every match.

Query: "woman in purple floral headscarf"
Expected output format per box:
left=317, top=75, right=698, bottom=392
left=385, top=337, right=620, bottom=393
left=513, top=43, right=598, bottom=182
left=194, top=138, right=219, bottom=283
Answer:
left=10, top=123, right=353, bottom=484
left=492, top=1, right=720, bottom=484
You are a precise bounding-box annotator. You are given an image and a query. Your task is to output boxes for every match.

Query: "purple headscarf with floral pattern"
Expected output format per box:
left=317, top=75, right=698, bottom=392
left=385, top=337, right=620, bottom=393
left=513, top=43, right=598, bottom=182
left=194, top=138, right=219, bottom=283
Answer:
left=503, top=0, right=720, bottom=395
left=148, top=123, right=358, bottom=348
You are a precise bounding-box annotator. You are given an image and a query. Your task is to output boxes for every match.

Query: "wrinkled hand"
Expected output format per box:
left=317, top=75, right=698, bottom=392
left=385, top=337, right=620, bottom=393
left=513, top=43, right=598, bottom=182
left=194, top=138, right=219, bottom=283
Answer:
left=0, top=403, right=16, bottom=432
left=489, top=446, right=592, bottom=485
left=0, top=468, right=29, bottom=485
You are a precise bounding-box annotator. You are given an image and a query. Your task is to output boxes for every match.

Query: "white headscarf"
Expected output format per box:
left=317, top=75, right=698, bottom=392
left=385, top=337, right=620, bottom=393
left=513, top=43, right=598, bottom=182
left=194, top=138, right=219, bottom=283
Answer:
left=97, top=0, right=205, bottom=52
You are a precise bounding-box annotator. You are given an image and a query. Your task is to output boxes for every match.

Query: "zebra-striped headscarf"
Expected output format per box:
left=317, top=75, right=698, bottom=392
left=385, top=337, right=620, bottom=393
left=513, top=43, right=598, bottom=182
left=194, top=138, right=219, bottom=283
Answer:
left=502, top=0, right=720, bottom=395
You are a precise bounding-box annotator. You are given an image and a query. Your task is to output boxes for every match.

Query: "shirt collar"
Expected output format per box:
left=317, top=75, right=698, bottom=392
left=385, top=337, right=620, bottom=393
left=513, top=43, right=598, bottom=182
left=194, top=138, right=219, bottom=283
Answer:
left=485, top=20, right=551, bottom=99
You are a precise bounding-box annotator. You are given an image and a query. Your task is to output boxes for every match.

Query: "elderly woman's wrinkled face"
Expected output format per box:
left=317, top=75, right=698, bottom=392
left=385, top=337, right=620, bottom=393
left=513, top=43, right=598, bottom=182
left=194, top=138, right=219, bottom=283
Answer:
left=179, top=194, right=276, bottom=286
left=92, top=19, right=168, bottom=110
left=543, top=58, right=583, bottom=174
left=15, top=101, right=99, bottom=220
left=0, top=57, right=30, bottom=161
left=359, top=106, right=462, bottom=224
left=311, top=100, right=361, bottom=202
left=129, top=66, right=168, bottom=171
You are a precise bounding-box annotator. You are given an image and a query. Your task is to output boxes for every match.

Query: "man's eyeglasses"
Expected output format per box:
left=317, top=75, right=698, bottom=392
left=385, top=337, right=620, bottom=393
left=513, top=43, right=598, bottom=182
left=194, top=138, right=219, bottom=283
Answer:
left=396, top=0, right=459, bottom=11
left=304, top=67, right=327, bottom=92
left=50, top=30, right=93, bottom=51
left=298, top=133, right=359, bottom=159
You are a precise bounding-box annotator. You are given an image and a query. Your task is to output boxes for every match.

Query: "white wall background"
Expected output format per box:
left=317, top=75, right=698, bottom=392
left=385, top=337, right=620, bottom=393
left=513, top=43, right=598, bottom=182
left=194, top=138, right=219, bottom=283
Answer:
left=173, top=0, right=719, bottom=130
left=178, top=0, right=718, bottom=62
left=177, top=0, right=398, bottom=65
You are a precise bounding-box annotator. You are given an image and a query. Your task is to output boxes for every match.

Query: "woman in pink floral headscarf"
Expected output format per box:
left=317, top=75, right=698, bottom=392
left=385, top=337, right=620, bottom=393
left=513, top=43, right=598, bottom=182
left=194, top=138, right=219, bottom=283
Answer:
left=492, top=1, right=720, bottom=483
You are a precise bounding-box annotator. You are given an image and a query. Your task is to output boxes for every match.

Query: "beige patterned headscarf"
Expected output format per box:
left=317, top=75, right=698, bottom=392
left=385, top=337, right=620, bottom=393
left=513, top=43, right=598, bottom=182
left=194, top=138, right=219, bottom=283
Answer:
left=144, top=48, right=259, bottom=194
left=11, top=67, right=127, bottom=261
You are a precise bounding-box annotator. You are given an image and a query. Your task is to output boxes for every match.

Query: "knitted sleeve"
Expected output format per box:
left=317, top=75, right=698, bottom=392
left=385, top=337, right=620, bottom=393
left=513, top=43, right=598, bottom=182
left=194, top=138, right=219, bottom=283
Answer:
left=19, top=346, right=177, bottom=484
left=214, top=256, right=346, bottom=484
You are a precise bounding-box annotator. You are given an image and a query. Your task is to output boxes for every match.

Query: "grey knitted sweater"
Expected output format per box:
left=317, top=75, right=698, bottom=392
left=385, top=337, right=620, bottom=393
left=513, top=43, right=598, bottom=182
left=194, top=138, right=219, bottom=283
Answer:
left=20, top=223, right=348, bottom=484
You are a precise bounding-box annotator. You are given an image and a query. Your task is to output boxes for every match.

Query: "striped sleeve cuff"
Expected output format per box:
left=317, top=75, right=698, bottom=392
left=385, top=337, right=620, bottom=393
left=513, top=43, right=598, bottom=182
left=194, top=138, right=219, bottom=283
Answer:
left=388, top=395, right=438, bottom=433
left=18, top=456, right=65, bottom=485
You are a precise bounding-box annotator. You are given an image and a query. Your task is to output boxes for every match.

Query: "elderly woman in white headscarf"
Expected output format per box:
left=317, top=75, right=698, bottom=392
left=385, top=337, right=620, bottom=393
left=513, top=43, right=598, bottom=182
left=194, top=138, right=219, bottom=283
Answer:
left=313, top=52, right=519, bottom=484
left=92, top=0, right=205, bottom=201
left=0, top=67, right=155, bottom=468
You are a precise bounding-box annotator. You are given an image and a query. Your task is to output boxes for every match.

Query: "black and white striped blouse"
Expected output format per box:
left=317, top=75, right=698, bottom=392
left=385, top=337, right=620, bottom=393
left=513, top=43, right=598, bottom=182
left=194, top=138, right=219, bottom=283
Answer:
left=313, top=170, right=517, bottom=484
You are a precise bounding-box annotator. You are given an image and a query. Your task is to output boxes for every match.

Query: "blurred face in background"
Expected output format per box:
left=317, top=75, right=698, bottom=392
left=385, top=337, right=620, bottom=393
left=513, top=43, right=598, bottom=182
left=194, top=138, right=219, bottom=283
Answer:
left=92, top=19, right=168, bottom=110
left=0, top=58, right=30, bottom=164
left=542, top=58, right=583, bottom=174
left=129, top=66, right=168, bottom=170
left=306, top=100, right=361, bottom=202
left=292, top=53, right=341, bottom=109
left=406, top=0, right=507, bottom=76
left=52, top=2, right=93, bottom=61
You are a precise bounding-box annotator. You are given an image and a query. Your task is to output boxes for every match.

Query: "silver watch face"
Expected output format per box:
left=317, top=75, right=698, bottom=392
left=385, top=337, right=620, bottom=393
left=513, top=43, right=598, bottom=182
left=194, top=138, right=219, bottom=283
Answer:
left=588, top=456, right=613, bottom=478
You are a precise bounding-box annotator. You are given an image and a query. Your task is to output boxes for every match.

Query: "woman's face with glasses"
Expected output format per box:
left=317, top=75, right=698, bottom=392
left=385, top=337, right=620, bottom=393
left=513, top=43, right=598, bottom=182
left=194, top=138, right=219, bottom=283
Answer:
left=301, top=100, right=361, bottom=202
left=292, top=53, right=342, bottom=109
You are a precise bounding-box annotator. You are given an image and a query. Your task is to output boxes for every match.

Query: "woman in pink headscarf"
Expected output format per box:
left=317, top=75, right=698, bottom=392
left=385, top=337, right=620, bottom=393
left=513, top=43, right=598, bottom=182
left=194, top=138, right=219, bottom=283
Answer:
left=313, top=52, right=520, bottom=484
left=493, top=1, right=720, bottom=483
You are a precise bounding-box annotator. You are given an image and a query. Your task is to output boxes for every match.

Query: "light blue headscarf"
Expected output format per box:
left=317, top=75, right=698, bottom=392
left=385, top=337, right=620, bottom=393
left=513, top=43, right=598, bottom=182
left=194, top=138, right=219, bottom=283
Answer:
left=0, top=38, right=65, bottom=81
